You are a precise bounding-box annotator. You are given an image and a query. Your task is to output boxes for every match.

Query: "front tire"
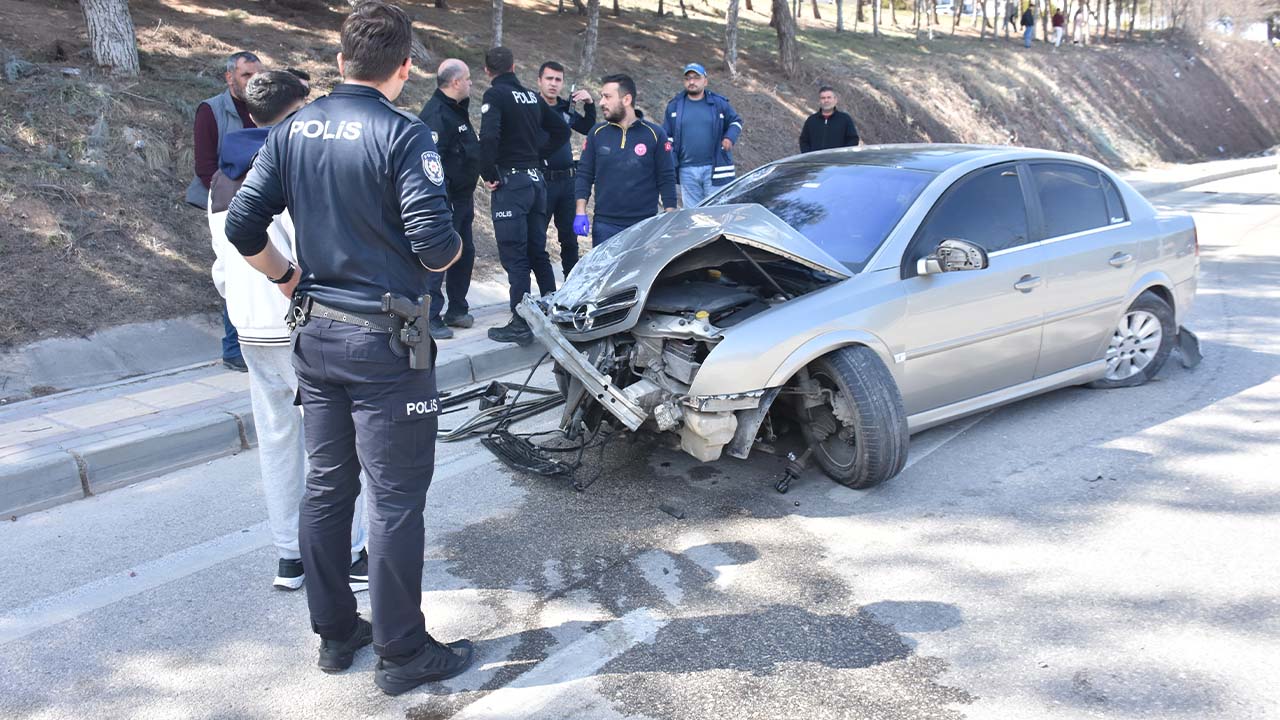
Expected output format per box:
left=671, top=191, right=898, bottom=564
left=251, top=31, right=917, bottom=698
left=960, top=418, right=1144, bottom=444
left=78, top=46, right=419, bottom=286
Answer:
left=799, top=346, right=909, bottom=489
left=1089, top=291, right=1175, bottom=389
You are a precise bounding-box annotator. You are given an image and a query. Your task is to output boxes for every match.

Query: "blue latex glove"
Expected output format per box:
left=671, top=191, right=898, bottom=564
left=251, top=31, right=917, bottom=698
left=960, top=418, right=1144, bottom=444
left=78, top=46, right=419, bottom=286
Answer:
left=573, top=214, right=591, bottom=237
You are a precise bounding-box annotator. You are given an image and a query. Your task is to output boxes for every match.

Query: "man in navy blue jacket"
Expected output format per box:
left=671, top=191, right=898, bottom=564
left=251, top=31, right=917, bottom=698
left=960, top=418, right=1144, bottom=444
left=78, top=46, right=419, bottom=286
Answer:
left=663, top=63, right=743, bottom=208
left=574, top=74, right=677, bottom=245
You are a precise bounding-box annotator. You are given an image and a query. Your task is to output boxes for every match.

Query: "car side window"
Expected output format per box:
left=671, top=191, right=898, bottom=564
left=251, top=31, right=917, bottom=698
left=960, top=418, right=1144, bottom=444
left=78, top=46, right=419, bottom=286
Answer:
left=1032, top=163, right=1113, bottom=237
left=914, top=165, right=1030, bottom=258
left=1102, top=174, right=1128, bottom=224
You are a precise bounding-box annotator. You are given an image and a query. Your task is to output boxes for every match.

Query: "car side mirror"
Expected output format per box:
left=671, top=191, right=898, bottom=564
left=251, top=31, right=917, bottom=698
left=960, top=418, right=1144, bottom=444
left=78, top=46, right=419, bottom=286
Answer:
left=916, top=239, right=990, bottom=276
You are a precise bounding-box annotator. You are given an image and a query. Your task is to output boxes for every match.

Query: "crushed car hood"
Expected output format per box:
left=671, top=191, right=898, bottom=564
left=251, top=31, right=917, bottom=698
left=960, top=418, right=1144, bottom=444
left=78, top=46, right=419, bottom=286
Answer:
left=546, top=204, right=851, bottom=342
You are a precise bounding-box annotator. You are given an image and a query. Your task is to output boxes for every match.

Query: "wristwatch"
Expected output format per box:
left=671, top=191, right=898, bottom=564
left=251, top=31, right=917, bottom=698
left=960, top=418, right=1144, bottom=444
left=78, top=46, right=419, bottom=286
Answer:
left=269, top=262, right=296, bottom=285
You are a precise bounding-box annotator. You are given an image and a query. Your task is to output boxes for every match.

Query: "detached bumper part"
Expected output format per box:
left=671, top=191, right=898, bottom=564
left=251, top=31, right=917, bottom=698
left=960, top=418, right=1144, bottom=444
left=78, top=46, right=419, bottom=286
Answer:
left=518, top=296, right=647, bottom=431
left=1176, top=326, right=1202, bottom=369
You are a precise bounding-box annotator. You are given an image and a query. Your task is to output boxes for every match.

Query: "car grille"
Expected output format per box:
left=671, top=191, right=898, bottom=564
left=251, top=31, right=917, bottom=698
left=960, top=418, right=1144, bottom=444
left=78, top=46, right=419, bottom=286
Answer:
left=552, top=287, right=639, bottom=334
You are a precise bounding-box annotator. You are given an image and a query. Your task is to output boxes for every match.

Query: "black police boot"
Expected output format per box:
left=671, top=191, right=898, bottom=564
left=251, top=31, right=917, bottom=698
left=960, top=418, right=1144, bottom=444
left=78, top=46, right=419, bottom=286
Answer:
left=486, top=315, right=533, bottom=346
left=317, top=616, right=373, bottom=674
left=429, top=317, right=454, bottom=340
left=374, top=636, right=475, bottom=696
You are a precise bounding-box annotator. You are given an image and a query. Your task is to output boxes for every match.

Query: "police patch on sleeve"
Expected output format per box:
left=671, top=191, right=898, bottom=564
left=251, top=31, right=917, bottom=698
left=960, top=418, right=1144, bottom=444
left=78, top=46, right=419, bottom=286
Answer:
left=431, top=130, right=439, bottom=143
left=422, top=151, right=445, bottom=186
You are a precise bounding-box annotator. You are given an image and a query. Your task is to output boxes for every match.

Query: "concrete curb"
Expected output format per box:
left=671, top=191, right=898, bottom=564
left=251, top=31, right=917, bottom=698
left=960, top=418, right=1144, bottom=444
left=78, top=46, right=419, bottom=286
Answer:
left=1131, top=159, right=1276, bottom=198
left=0, top=340, right=546, bottom=519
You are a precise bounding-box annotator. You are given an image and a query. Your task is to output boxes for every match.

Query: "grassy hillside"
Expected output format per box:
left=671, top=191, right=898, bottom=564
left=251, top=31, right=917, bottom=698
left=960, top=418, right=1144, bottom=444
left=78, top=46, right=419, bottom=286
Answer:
left=0, top=0, right=1277, bottom=347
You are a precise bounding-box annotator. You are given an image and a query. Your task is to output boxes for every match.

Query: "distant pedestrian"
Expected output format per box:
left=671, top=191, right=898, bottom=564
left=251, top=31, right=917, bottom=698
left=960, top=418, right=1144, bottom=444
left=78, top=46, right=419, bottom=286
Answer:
left=1021, top=5, right=1037, bottom=48
left=207, top=70, right=369, bottom=594
left=799, top=86, right=859, bottom=154
left=1072, top=6, right=1086, bottom=44
left=191, top=50, right=263, bottom=372
left=536, top=60, right=596, bottom=278
left=1004, top=0, right=1019, bottom=35
left=663, top=62, right=743, bottom=208
left=418, top=58, right=481, bottom=340
left=574, top=74, right=677, bottom=245
left=1052, top=8, right=1066, bottom=48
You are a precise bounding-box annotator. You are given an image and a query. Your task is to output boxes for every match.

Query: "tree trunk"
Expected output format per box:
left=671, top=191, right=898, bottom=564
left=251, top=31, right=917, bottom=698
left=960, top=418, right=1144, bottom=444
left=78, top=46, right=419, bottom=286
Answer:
left=680, top=0, right=689, bottom=18
left=558, top=0, right=564, bottom=12
left=726, top=0, right=741, bottom=77
left=857, top=0, right=865, bottom=22
left=980, top=0, right=989, bottom=37
left=952, top=0, right=961, bottom=33
left=436, top=0, right=447, bottom=9
left=746, top=0, right=753, bottom=12
left=613, top=0, right=620, bottom=15
left=812, top=0, right=822, bottom=19
left=837, top=0, right=845, bottom=30
left=770, top=0, right=800, bottom=78
left=1126, top=0, right=1136, bottom=38
left=79, top=0, right=140, bottom=76
left=891, top=0, right=899, bottom=27
left=581, top=0, right=600, bottom=77
left=573, top=0, right=587, bottom=14
left=872, top=0, right=881, bottom=34
left=657, top=0, right=664, bottom=15
left=492, top=0, right=503, bottom=45
left=1102, top=0, right=1108, bottom=38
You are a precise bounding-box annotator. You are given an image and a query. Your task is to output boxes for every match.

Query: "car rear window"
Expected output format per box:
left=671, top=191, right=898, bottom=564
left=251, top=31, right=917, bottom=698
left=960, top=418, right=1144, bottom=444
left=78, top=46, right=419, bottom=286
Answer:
left=706, top=163, right=934, bottom=272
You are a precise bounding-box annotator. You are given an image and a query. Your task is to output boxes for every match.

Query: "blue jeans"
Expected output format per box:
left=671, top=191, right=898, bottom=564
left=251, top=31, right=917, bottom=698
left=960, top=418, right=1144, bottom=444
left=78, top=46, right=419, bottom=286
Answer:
left=221, top=305, right=242, bottom=362
left=1023, top=25, right=1035, bottom=47
left=678, top=165, right=715, bottom=208
left=591, top=219, right=637, bottom=246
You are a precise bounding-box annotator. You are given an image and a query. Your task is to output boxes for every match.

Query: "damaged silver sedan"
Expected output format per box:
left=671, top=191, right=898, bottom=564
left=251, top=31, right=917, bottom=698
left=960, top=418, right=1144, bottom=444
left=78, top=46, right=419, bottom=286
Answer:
left=517, top=145, right=1201, bottom=489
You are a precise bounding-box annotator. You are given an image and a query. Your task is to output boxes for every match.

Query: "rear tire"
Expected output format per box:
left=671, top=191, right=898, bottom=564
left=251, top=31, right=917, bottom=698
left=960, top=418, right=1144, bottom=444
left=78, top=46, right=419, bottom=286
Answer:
left=1089, top=291, right=1175, bottom=389
left=799, top=346, right=909, bottom=489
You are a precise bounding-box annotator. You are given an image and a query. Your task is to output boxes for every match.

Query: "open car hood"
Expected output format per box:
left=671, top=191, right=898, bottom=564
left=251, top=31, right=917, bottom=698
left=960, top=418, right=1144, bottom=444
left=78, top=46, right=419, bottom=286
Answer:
left=547, top=204, right=851, bottom=342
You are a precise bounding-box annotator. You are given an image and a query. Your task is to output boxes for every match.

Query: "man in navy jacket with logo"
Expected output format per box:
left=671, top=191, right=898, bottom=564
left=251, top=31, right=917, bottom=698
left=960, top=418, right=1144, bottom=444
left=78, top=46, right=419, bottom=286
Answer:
left=574, top=74, right=677, bottom=245
left=663, top=62, right=743, bottom=208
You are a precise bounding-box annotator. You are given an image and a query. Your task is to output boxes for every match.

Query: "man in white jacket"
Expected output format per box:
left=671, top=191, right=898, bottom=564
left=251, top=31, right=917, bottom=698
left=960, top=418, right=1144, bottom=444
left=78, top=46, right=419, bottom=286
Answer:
left=209, top=71, right=369, bottom=592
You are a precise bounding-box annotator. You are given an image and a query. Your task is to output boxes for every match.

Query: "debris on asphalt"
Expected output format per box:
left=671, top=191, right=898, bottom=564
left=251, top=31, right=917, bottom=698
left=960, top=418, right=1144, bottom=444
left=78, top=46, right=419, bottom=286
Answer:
left=659, top=503, right=685, bottom=520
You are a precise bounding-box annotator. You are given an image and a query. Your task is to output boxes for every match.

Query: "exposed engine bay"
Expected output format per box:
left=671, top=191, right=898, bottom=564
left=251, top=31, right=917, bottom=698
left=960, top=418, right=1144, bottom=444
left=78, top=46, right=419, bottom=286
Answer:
left=529, top=236, right=841, bottom=467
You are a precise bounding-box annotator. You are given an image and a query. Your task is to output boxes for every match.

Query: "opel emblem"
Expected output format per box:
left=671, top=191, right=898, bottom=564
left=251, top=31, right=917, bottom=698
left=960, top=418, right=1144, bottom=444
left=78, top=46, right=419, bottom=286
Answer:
left=572, top=303, right=596, bottom=332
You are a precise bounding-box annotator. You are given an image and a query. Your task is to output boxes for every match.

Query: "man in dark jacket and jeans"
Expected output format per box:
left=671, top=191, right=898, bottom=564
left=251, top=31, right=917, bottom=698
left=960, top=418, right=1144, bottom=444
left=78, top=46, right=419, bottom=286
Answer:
left=419, top=58, right=481, bottom=340
left=663, top=63, right=742, bottom=208
left=799, top=86, right=860, bottom=153
left=574, top=74, right=677, bottom=245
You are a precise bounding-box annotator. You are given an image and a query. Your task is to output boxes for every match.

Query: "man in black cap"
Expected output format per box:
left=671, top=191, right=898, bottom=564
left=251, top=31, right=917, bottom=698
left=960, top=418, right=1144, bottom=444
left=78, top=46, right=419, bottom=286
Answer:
left=479, top=46, right=569, bottom=346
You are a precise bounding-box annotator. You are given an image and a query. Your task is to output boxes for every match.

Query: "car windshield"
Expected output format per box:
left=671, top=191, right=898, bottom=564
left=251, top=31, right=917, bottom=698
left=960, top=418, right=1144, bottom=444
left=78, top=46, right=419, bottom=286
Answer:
left=705, top=163, right=934, bottom=272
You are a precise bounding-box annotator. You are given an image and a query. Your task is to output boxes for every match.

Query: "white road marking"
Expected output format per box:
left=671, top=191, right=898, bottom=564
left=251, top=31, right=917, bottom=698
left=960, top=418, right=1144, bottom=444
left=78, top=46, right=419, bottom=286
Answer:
left=450, top=608, right=665, bottom=720
left=0, top=450, right=497, bottom=646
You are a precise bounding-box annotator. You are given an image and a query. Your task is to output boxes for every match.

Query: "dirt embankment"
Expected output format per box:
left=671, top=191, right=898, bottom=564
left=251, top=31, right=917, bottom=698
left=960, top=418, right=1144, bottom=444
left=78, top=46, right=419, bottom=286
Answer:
left=1, top=0, right=1277, bottom=348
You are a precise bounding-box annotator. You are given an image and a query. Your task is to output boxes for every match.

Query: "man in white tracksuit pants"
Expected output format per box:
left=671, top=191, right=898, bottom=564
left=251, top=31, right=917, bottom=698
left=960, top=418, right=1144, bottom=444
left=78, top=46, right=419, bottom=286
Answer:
left=207, top=70, right=369, bottom=592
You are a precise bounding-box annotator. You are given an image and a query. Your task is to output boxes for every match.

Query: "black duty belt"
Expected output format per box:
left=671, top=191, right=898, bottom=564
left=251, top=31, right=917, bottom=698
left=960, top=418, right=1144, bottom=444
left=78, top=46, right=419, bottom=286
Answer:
left=500, top=167, right=541, bottom=179
left=544, top=167, right=575, bottom=181
left=309, top=301, right=401, bottom=334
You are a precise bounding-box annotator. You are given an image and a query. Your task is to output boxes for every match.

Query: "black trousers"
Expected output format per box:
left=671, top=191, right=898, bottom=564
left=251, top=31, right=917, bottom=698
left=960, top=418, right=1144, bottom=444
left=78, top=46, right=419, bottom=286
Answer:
left=427, top=194, right=475, bottom=323
left=491, top=170, right=554, bottom=312
left=292, top=317, right=440, bottom=658
left=544, top=175, right=579, bottom=276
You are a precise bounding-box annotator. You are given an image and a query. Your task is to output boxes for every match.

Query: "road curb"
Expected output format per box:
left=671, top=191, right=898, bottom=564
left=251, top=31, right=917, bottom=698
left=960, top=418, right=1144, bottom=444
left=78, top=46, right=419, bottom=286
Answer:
left=0, top=341, right=544, bottom=519
left=1134, top=159, right=1275, bottom=198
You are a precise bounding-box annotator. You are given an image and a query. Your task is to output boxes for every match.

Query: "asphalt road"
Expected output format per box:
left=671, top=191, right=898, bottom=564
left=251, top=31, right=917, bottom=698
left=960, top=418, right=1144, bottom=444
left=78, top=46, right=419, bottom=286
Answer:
left=3, top=170, right=1278, bottom=720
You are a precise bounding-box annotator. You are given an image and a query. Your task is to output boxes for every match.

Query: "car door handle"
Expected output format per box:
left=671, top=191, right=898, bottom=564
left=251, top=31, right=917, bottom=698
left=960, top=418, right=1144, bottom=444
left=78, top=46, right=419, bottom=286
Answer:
left=1109, top=252, right=1133, bottom=268
left=1014, top=275, right=1042, bottom=293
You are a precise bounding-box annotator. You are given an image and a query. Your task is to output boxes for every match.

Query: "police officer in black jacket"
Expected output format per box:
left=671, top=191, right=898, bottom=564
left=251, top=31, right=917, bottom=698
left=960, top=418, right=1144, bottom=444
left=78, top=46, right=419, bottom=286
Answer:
left=535, top=60, right=595, bottom=277
left=479, top=46, right=570, bottom=346
left=799, top=86, right=860, bottom=154
left=419, top=58, right=481, bottom=341
left=224, top=2, right=473, bottom=696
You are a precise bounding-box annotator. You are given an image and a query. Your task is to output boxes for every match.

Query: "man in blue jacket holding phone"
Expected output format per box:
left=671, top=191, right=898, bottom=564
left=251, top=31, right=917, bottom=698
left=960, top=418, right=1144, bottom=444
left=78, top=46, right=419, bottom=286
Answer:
left=663, top=62, right=743, bottom=208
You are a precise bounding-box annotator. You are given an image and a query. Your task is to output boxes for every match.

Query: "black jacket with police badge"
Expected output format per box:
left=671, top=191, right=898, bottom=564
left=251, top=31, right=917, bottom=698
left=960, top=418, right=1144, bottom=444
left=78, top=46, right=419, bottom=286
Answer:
left=225, top=83, right=460, bottom=315
left=478, top=72, right=569, bottom=182
left=418, top=89, right=481, bottom=200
